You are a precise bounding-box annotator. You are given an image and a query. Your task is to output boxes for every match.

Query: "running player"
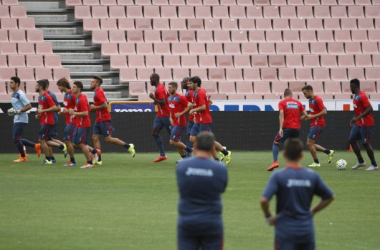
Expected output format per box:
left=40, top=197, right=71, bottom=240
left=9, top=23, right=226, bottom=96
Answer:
left=9, top=76, right=41, bottom=162
left=268, top=89, right=307, bottom=172
left=69, top=81, right=93, bottom=169
left=181, top=77, right=194, bottom=150
left=90, top=76, right=135, bottom=165
left=302, top=85, right=334, bottom=168
left=167, top=82, right=193, bottom=160
left=349, top=79, right=378, bottom=171
left=57, top=78, right=77, bottom=166
left=188, top=76, right=232, bottom=164
left=36, top=80, right=56, bottom=164
left=149, top=73, right=171, bottom=163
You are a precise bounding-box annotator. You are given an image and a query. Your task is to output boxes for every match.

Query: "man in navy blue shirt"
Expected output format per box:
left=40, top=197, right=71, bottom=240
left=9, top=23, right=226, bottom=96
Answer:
left=261, top=138, right=335, bottom=250
left=177, top=132, right=228, bottom=250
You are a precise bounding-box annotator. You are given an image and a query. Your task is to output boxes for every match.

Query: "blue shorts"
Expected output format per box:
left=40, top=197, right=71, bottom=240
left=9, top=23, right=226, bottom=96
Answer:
left=190, top=123, right=212, bottom=137
left=178, top=222, right=223, bottom=250
left=39, top=125, right=54, bottom=140
left=275, top=238, right=315, bottom=250
left=93, top=121, right=115, bottom=137
left=153, top=116, right=171, bottom=134
left=13, top=122, right=27, bottom=141
left=48, top=123, right=58, bottom=139
left=274, top=128, right=300, bottom=143
left=63, top=124, right=76, bottom=142
left=187, top=121, right=195, bottom=136
left=349, top=124, right=373, bottom=145
left=72, top=127, right=90, bottom=145
left=307, top=126, right=324, bottom=141
left=170, top=126, right=186, bottom=142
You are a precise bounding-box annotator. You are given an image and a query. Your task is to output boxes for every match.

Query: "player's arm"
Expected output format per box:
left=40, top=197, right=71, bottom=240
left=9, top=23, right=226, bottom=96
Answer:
left=278, top=110, right=284, bottom=137
left=19, top=103, right=32, bottom=113
left=71, top=110, right=88, bottom=117
left=300, top=110, right=308, bottom=121
left=308, top=108, right=327, bottom=119
left=175, top=97, right=190, bottom=117
left=260, top=174, right=279, bottom=226
left=38, top=97, right=57, bottom=114
left=190, top=104, right=205, bottom=114
left=311, top=195, right=335, bottom=216
left=90, top=101, right=108, bottom=111
left=312, top=175, right=335, bottom=216
left=350, top=95, right=373, bottom=125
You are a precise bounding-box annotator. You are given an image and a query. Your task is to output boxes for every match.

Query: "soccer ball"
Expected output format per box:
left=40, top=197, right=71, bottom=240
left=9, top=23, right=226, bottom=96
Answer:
left=336, top=159, right=347, bottom=170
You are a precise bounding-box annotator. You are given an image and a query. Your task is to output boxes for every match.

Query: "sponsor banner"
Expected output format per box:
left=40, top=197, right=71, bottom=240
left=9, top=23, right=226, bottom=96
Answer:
left=109, top=101, right=155, bottom=113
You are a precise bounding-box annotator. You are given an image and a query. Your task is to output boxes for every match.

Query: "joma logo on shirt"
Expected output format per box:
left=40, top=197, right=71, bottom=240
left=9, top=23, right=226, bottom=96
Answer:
left=287, top=179, right=311, bottom=188
left=169, top=103, right=175, bottom=108
left=185, top=167, right=214, bottom=177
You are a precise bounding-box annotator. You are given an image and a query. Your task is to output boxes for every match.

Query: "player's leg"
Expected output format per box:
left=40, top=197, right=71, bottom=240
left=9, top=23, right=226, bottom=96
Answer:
left=12, top=123, right=27, bottom=162
left=63, top=124, right=76, bottom=166
left=314, top=144, right=334, bottom=164
left=39, top=125, right=52, bottom=164
left=177, top=226, right=200, bottom=250
left=297, top=241, right=315, bottom=250
left=152, top=116, right=167, bottom=162
left=268, top=129, right=290, bottom=171
left=306, top=127, right=321, bottom=167
left=170, top=126, right=190, bottom=159
left=101, top=121, right=135, bottom=157
left=201, top=232, right=224, bottom=250
left=186, top=121, right=194, bottom=149
left=189, top=123, right=199, bottom=145
left=360, top=126, right=378, bottom=171
left=76, top=128, right=93, bottom=168
left=349, top=124, right=366, bottom=169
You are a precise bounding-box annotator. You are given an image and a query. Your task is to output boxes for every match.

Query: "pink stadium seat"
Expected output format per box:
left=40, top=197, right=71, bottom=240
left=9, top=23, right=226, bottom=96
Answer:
left=317, top=30, right=334, bottom=42
left=252, top=55, right=268, bottom=68
left=137, top=68, right=151, bottom=81
left=310, top=42, right=328, bottom=54
left=298, top=6, right=313, bottom=18
left=368, top=30, right=380, bottom=41
left=128, top=55, right=145, bottom=68
left=144, top=6, right=160, bottom=18
left=279, top=68, right=296, bottom=81
left=345, top=42, right=361, bottom=54
left=203, top=0, right=219, bottom=5
left=202, top=81, right=218, bottom=94
left=119, top=43, right=135, bottom=54
left=225, top=43, right=241, bottom=55
left=228, top=93, right=245, bottom=100
left=164, top=55, right=180, bottom=68
left=365, top=68, right=380, bottom=80
left=0, top=67, right=15, bottom=80
left=236, top=81, right=253, bottom=94
left=189, top=43, right=206, bottom=55
left=242, top=42, right=258, bottom=54
left=20, top=42, right=38, bottom=55
left=2, top=0, right=19, bottom=5
left=120, top=68, right=137, bottom=82
left=195, top=6, right=211, bottom=18
left=348, top=68, right=364, bottom=80
left=231, top=31, right=248, bottom=42
left=348, top=6, right=364, bottom=18
left=118, top=19, right=134, bottom=30
left=289, top=81, right=305, bottom=94
left=220, top=0, right=238, bottom=5
left=154, top=43, right=170, bottom=55
left=331, top=68, right=347, bottom=81
left=127, top=30, right=143, bottom=42
left=256, top=19, right=271, bottom=30
left=155, top=68, right=172, bottom=81
left=290, top=19, right=306, bottom=30
left=230, top=6, right=246, bottom=18
left=283, top=30, right=299, bottom=42
left=237, top=0, right=253, bottom=5
left=35, top=68, right=53, bottom=81
left=243, top=68, right=260, bottom=80
left=173, top=68, right=189, bottom=81
left=247, top=6, right=263, bottom=18
left=9, top=30, right=25, bottom=42
left=352, top=30, right=368, bottom=42
left=44, top=55, right=61, bottom=68
left=358, top=19, right=374, bottom=30
left=261, top=68, right=277, bottom=81
left=162, top=30, right=178, bottom=42
left=199, top=55, right=216, bottom=68
left=356, top=0, right=371, bottom=4
left=209, top=93, right=227, bottom=100
left=109, top=6, right=126, bottom=18
left=214, top=30, right=230, bottom=42
left=144, top=30, right=160, bottom=42
left=179, top=30, right=196, bottom=42
left=222, top=19, right=238, bottom=30
left=219, top=81, right=236, bottom=94
left=226, top=68, right=243, bottom=81
left=1, top=18, right=17, bottom=29
left=145, top=55, right=162, bottom=68
left=187, top=0, right=203, bottom=5
left=101, top=0, right=117, bottom=5
left=136, top=43, right=153, bottom=55
left=204, top=18, right=221, bottom=30
left=17, top=67, right=34, bottom=81
left=263, top=6, right=279, bottom=18
left=234, top=55, right=251, bottom=68
left=129, top=82, right=146, bottom=96
left=266, top=31, right=282, bottom=42
left=83, top=19, right=100, bottom=31
left=191, top=68, right=208, bottom=79
left=0, top=6, right=9, bottom=18
left=127, top=6, right=143, bottom=18
left=307, top=19, right=323, bottom=30
left=296, top=68, right=312, bottom=81
left=92, top=30, right=109, bottom=43
left=118, top=0, right=135, bottom=6
left=272, top=81, right=288, bottom=94
left=272, top=0, right=287, bottom=5
left=360, top=80, right=376, bottom=93
left=181, top=55, right=198, bottom=67
left=366, top=6, right=380, bottom=17
left=217, top=55, right=233, bottom=68
left=373, top=55, right=380, bottom=67
left=10, top=6, right=26, bottom=18
left=249, top=30, right=265, bottom=42
left=338, top=0, right=354, bottom=4
left=9, top=55, right=25, bottom=67
left=293, top=42, right=310, bottom=54
left=135, top=19, right=152, bottom=30
left=315, top=6, right=330, bottom=18
left=331, top=6, right=347, bottom=18
left=170, top=19, right=186, bottom=30
left=308, top=82, right=324, bottom=94
left=110, top=30, right=126, bottom=43
left=325, top=81, right=342, bottom=95
left=286, top=55, right=302, bottom=67
left=110, top=55, right=127, bottom=69
left=276, top=42, right=292, bottom=55
left=188, top=18, right=204, bottom=30
left=299, top=30, right=316, bottom=42
left=178, top=6, right=195, bottom=18
left=341, top=19, right=357, bottom=30
left=1, top=42, right=17, bottom=54
left=153, top=19, right=169, bottom=30
left=161, top=6, right=177, bottom=18
left=66, top=0, right=82, bottom=6
left=254, top=81, right=270, bottom=95
left=324, top=19, right=340, bottom=30
left=314, top=68, right=330, bottom=81
left=281, top=6, right=296, bottom=18
left=328, top=42, right=345, bottom=55
left=83, top=0, right=100, bottom=5
left=213, top=6, right=228, bottom=18
left=269, top=55, right=285, bottom=67
left=321, top=55, right=337, bottom=68
left=355, top=55, right=372, bottom=67
left=101, top=18, right=117, bottom=30
left=338, top=55, right=355, bottom=67
left=304, top=55, right=320, bottom=68
left=75, top=6, right=91, bottom=19
left=53, top=68, right=70, bottom=80
left=239, top=19, right=255, bottom=30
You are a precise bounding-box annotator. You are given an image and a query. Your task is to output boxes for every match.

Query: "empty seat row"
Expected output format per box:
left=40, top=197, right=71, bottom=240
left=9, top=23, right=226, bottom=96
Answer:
left=83, top=18, right=380, bottom=31
left=0, top=54, right=62, bottom=68
left=110, top=54, right=380, bottom=69
left=0, top=18, right=35, bottom=30
left=0, top=5, right=27, bottom=18
left=118, top=67, right=380, bottom=82
left=0, top=42, right=53, bottom=55
left=0, top=29, right=44, bottom=42
left=0, top=0, right=19, bottom=5
left=92, top=29, right=380, bottom=44
left=101, top=41, right=380, bottom=56
left=74, top=5, right=380, bottom=19
left=67, top=0, right=380, bottom=7
left=0, top=67, right=70, bottom=81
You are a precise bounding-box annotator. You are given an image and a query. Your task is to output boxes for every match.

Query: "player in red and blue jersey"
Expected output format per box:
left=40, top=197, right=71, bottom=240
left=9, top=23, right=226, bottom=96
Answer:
left=188, top=76, right=232, bottom=165
left=69, top=81, right=94, bottom=169
left=268, top=89, right=307, bottom=171
left=302, top=85, right=334, bottom=168
left=349, top=79, right=378, bottom=171
left=149, top=73, right=172, bottom=163
left=90, top=76, right=135, bottom=165
left=36, top=80, right=57, bottom=165
left=167, top=82, right=193, bottom=161
left=181, top=77, right=194, bottom=150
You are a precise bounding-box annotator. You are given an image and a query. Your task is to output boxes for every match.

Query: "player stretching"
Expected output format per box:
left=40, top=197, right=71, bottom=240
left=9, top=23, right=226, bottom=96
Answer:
left=188, top=76, right=232, bottom=164
left=268, top=89, right=307, bottom=172
left=9, top=76, right=41, bottom=162
left=181, top=77, right=194, bottom=150
left=90, top=76, right=135, bottom=165
left=167, top=82, right=193, bottom=161
left=149, top=73, right=171, bottom=162
left=302, top=85, right=334, bottom=168
left=57, top=78, right=77, bottom=166
left=36, top=80, right=57, bottom=164
left=349, top=79, right=378, bottom=171
left=69, top=81, right=93, bottom=169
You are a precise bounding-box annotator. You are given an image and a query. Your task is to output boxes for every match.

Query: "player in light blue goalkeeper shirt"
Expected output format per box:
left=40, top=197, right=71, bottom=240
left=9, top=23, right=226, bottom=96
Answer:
left=9, top=77, right=41, bottom=162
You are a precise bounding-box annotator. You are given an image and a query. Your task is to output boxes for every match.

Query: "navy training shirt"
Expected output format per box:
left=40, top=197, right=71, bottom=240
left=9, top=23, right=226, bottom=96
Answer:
left=262, top=167, right=333, bottom=243
left=47, top=91, right=59, bottom=124
left=177, top=157, right=228, bottom=224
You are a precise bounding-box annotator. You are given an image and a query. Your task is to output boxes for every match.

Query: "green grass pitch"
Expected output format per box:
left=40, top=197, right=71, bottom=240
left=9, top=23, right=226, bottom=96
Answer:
left=0, top=151, right=379, bottom=250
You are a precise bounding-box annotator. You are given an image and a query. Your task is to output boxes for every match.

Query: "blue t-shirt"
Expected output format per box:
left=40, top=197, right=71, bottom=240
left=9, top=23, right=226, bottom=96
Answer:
left=177, top=157, right=228, bottom=227
left=47, top=91, right=59, bottom=124
left=262, top=167, right=333, bottom=243
left=11, top=89, right=30, bottom=124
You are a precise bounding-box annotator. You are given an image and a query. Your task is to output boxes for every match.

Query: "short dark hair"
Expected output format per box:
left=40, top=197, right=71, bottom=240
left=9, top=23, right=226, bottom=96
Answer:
left=37, top=80, right=48, bottom=90
left=284, top=88, right=292, bottom=97
left=284, top=138, right=303, bottom=161
left=168, top=81, right=178, bottom=89
left=150, top=73, right=160, bottom=82
left=190, top=76, right=201, bottom=87
left=350, top=78, right=360, bottom=87
left=93, top=76, right=103, bottom=85
left=57, top=78, right=71, bottom=89
left=74, top=81, right=84, bottom=92
left=11, top=76, right=21, bottom=86
left=181, top=77, right=190, bottom=90
left=196, top=132, right=215, bottom=151
left=302, top=85, right=313, bottom=92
